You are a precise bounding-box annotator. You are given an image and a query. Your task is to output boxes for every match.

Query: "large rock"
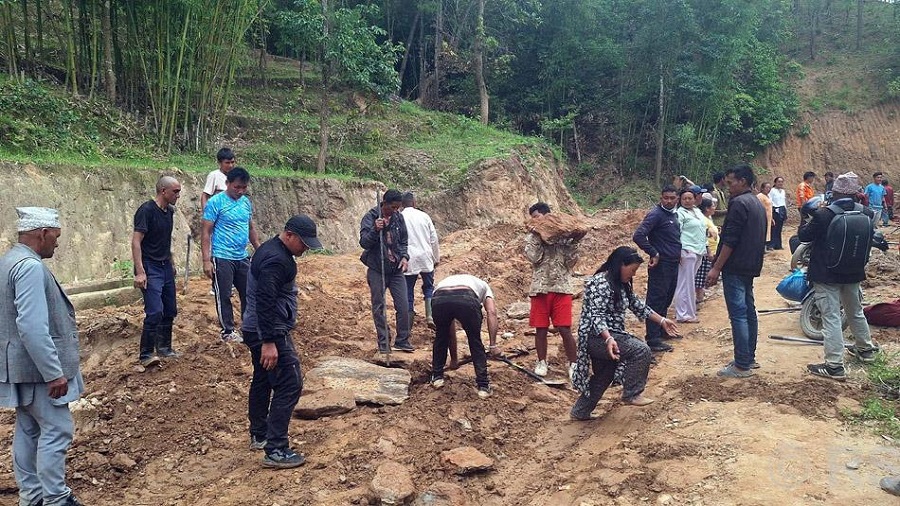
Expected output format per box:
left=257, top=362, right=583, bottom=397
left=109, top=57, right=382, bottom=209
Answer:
left=440, top=447, right=494, bottom=475
left=294, top=388, right=357, bottom=419
left=413, top=482, right=469, bottom=506
left=370, top=460, right=415, bottom=504
left=506, top=302, right=530, bottom=320
left=305, top=357, right=411, bottom=405
left=526, top=213, right=588, bottom=243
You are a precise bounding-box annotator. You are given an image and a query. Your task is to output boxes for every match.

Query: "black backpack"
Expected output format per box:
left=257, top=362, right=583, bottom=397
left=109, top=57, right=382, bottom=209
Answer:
left=824, top=203, right=873, bottom=274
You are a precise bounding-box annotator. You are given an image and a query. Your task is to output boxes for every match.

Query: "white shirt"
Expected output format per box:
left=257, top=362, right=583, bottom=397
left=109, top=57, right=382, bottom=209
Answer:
left=436, top=274, right=493, bottom=303
left=769, top=187, right=786, bottom=207
left=401, top=207, right=440, bottom=275
left=203, top=169, right=228, bottom=196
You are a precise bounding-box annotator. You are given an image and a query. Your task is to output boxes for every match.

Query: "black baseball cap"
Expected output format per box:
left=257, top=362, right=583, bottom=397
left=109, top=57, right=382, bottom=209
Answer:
left=285, top=214, right=323, bottom=250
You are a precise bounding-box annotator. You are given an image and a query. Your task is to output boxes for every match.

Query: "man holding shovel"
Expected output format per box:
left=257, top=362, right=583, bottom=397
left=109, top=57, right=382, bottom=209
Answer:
left=360, top=189, right=414, bottom=353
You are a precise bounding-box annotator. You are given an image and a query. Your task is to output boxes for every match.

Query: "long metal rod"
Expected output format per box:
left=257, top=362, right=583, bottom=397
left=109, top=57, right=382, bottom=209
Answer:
left=378, top=191, right=391, bottom=366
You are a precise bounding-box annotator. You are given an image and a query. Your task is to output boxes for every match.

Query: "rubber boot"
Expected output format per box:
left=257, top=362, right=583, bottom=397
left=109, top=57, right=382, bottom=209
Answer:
left=157, top=321, right=179, bottom=358
left=139, top=327, right=160, bottom=367
left=425, top=298, right=435, bottom=330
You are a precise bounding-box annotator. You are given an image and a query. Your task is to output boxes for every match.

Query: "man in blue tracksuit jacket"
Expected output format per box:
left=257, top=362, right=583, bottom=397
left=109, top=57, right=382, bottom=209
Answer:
left=632, top=185, right=681, bottom=352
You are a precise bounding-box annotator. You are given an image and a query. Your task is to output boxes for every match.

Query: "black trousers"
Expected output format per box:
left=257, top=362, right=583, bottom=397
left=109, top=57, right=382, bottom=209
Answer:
left=770, top=206, right=786, bottom=249
left=213, top=257, right=249, bottom=334
left=431, top=289, right=489, bottom=388
left=644, top=257, right=678, bottom=345
left=244, top=332, right=303, bottom=451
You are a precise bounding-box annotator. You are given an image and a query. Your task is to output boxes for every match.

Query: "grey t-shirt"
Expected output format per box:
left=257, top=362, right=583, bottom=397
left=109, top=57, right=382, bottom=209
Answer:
left=435, top=274, right=494, bottom=303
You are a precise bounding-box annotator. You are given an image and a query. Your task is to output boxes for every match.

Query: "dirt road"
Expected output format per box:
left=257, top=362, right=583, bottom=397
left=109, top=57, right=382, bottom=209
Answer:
left=1, top=215, right=898, bottom=505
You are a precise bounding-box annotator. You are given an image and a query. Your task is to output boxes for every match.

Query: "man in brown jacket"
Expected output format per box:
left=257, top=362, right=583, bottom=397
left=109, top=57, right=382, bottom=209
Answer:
left=525, top=202, right=579, bottom=380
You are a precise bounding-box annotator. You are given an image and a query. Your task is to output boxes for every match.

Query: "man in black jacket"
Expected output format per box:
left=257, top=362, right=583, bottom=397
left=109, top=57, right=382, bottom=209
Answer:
left=241, top=215, right=322, bottom=469
left=706, top=164, right=767, bottom=378
left=798, top=171, right=879, bottom=381
left=360, top=189, right=413, bottom=353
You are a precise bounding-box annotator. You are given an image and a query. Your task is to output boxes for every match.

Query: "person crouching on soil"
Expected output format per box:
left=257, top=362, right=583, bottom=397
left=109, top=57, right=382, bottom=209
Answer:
left=570, top=247, right=679, bottom=420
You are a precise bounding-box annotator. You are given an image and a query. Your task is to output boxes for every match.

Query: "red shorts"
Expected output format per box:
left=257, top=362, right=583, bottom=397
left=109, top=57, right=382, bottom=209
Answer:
left=529, top=293, right=573, bottom=328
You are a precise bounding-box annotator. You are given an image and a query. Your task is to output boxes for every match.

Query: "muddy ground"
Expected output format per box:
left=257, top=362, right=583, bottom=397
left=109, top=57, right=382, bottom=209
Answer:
left=1, top=213, right=899, bottom=505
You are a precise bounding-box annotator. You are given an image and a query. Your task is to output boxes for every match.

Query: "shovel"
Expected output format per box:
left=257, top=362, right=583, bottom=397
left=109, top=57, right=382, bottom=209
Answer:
left=492, top=355, right=568, bottom=388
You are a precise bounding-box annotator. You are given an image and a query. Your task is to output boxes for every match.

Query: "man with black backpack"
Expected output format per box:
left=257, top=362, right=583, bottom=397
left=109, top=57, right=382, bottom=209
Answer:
left=798, top=171, right=880, bottom=381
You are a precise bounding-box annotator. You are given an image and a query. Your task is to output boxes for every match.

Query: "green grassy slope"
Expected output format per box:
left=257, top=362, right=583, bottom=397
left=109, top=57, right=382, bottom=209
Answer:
left=0, top=57, right=551, bottom=189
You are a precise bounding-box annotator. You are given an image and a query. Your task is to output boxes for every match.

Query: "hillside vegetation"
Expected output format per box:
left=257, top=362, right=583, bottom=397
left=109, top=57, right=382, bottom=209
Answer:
left=0, top=1, right=898, bottom=206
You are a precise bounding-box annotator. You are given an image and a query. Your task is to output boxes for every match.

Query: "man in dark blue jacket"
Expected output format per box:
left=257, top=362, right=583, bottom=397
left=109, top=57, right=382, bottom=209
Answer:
left=360, top=189, right=413, bottom=353
left=798, top=171, right=878, bottom=380
left=706, top=164, right=767, bottom=378
left=633, top=185, right=681, bottom=352
left=241, top=215, right=321, bottom=469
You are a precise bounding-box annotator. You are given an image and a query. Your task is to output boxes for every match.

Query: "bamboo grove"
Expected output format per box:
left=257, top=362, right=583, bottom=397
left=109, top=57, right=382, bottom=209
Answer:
left=0, top=0, right=266, bottom=151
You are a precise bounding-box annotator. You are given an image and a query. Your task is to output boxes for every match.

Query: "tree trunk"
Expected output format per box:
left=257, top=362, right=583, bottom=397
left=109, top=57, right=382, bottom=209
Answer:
left=63, top=0, right=78, bottom=94
left=20, top=0, right=30, bottom=71
left=101, top=0, right=115, bottom=102
left=473, top=0, right=488, bottom=125
left=317, top=0, right=331, bottom=173
left=433, top=0, right=442, bottom=107
left=855, top=0, right=862, bottom=50
left=398, top=10, right=420, bottom=92
left=418, top=11, right=426, bottom=101
left=35, top=0, right=43, bottom=59
left=654, top=73, right=664, bottom=187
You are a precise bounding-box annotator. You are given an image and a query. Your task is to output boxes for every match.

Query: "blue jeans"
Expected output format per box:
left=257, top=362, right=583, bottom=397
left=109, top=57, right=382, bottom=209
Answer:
left=722, top=272, right=758, bottom=370
left=405, top=271, right=435, bottom=311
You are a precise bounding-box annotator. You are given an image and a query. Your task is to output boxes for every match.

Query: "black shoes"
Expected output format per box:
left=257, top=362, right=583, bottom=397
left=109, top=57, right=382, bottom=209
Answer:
left=807, top=363, right=847, bottom=381
left=262, top=447, right=306, bottom=469
left=392, top=342, right=415, bottom=353
left=648, top=342, right=673, bottom=352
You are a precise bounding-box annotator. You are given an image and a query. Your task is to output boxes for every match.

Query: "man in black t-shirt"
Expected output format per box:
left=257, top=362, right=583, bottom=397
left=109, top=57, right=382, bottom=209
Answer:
left=132, top=176, right=182, bottom=366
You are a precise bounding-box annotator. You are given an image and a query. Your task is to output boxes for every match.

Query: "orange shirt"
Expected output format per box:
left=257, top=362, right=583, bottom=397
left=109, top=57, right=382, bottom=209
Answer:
left=796, top=182, right=813, bottom=207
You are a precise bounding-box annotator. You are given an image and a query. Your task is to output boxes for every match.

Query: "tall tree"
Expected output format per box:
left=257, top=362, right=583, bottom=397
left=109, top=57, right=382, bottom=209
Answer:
left=473, top=0, right=488, bottom=124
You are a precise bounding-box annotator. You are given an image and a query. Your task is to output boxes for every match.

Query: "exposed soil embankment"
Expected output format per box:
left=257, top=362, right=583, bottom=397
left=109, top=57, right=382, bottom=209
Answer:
left=0, top=151, right=574, bottom=283
left=757, top=103, right=900, bottom=187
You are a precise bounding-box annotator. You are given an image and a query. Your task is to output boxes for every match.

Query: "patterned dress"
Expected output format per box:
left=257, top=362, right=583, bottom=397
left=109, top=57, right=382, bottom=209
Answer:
left=571, top=273, right=654, bottom=407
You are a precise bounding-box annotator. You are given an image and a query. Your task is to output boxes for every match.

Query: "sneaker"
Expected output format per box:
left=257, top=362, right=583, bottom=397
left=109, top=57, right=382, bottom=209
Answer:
left=847, top=346, right=878, bottom=364
left=807, top=363, right=846, bottom=381
left=139, top=355, right=160, bottom=368
left=717, top=363, right=753, bottom=378
left=158, top=348, right=180, bottom=358
left=477, top=386, right=492, bottom=399
left=62, top=495, right=84, bottom=506
left=534, top=360, right=549, bottom=377
left=431, top=375, right=445, bottom=389
left=730, top=360, right=760, bottom=370
left=249, top=435, right=267, bottom=451
left=392, top=342, right=415, bottom=353
left=570, top=412, right=599, bottom=421
left=262, top=447, right=306, bottom=469
left=222, top=331, right=243, bottom=343
left=624, top=395, right=655, bottom=406
left=568, top=362, right=577, bottom=382
left=649, top=342, right=674, bottom=352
